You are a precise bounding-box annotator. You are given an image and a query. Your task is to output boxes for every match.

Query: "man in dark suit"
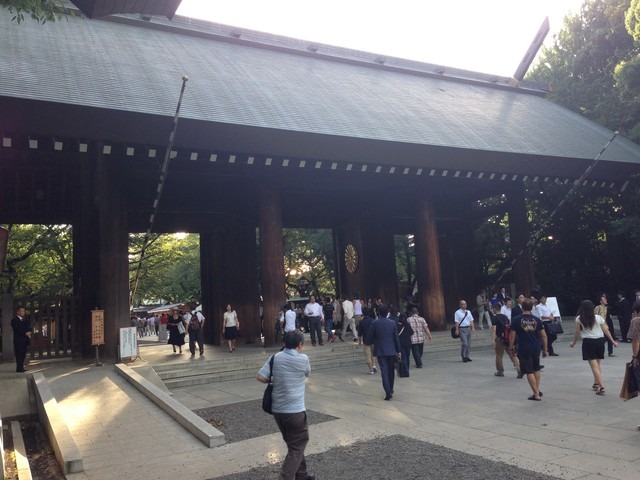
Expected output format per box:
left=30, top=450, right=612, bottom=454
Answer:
left=11, top=306, right=32, bottom=373
left=366, top=304, right=401, bottom=400
left=617, top=291, right=632, bottom=342
left=511, top=293, right=525, bottom=318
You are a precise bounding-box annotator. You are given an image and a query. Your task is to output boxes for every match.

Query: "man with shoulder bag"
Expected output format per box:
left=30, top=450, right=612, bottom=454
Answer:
left=257, top=331, right=314, bottom=480
left=455, top=299, right=475, bottom=363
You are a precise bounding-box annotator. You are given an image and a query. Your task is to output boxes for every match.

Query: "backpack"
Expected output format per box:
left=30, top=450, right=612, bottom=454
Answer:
left=495, top=314, right=510, bottom=344
left=189, top=312, right=201, bottom=330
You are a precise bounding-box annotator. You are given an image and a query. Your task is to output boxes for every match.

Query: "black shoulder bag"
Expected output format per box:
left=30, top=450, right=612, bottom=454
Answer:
left=261, top=354, right=276, bottom=414
left=451, top=311, right=468, bottom=339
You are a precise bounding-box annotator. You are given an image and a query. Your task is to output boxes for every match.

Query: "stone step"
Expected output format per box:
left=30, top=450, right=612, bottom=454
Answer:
left=151, top=328, right=573, bottom=389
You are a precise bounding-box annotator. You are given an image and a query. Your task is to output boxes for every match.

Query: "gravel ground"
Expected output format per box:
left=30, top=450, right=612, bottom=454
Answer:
left=194, top=399, right=337, bottom=443
left=208, top=434, right=562, bottom=480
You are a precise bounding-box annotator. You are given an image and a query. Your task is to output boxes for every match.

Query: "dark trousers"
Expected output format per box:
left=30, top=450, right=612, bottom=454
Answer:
left=378, top=355, right=396, bottom=397
left=308, top=316, right=323, bottom=345
left=398, top=345, right=411, bottom=377
left=620, top=318, right=631, bottom=342
left=546, top=329, right=557, bottom=354
left=410, top=342, right=424, bottom=367
left=273, top=412, right=309, bottom=480
left=188, top=328, right=203, bottom=354
left=14, top=340, right=28, bottom=372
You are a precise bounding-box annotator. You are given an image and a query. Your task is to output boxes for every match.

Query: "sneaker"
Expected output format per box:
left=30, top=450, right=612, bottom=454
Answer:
left=372, top=365, right=378, bottom=373
left=494, top=371, right=504, bottom=377
left=369, top=370, right=375, bottom=375
left=549, top=353, right=559, bottom=356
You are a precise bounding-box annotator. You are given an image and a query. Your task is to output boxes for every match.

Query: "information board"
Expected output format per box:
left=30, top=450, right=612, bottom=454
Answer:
left=119, top=326, right=138, bottom=361
left=91, top=309, right=104, bottom=346
left=545, top=297, right=562, bottom=318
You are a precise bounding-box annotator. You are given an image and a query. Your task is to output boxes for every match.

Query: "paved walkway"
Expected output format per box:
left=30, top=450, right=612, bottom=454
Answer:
left=2, top=329, right=640, bottom=479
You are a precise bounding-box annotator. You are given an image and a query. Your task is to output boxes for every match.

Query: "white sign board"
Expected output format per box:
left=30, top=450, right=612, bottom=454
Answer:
left=119, top=327, right=137, bottom=361
left=545, top=297, right=562, bottom=318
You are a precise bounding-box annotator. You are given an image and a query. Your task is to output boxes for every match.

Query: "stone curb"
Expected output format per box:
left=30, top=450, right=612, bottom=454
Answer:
left=31, top=372, right=83, bottom=475
left=114, top=363, right=225, bottom=448
left=11, top=420, right=33, bottom=480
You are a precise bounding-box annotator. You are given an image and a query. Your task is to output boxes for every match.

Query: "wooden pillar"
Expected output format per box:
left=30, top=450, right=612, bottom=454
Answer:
left=73, top=150, right=100, bottom=357
left=507, top=184, right=535, bottom=295
left=259, top=187, right=285, bottom=346
left=202, top=225, right=260, bottom=345
left=200, top=233, right=218, bottom=345
left=360, top=221, right=397, bottom=306
left=415, top=197, right=446, bottom=330
left=96, top=150, right=130, bottom=360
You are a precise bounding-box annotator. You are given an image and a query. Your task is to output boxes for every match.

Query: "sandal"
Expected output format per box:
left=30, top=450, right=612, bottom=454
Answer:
left=592, top=383, right=599, bottom=391
left=595, top=386, right=605, bottom=396
left=527, top=395, right=542, bottom=401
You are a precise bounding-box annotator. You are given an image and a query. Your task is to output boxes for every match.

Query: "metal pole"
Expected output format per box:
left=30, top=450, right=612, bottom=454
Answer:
left=493, top=131, right=619, bottom=287
left=130, top=75, right=189, bottom=308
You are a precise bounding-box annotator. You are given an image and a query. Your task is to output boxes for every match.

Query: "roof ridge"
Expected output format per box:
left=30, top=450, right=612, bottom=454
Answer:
left=102, top=12, right=550, bottom=95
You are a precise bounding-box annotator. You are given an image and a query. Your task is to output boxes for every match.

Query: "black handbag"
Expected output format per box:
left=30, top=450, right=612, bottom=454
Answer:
left=261, top=354, right=275, bottom=414
left=545, top=319, right=564, bottom=335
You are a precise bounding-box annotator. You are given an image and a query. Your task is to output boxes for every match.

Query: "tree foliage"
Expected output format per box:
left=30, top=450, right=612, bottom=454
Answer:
left=1, top=0, right=67, bottom=23
left=129, top=233, right=200, bottom=307
left=530, top=0, right=640, bottom=141
left=0, top=224, right=73, bottom=298
left=520, top=0, right=640, bottom=312
left=283, top=229, right=335, bottom=298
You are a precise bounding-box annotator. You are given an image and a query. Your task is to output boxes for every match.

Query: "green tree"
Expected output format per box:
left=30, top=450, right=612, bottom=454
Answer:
left=283, top=229, right=335, bottom=298
left=530, top=0, right=640, bottom=140
left=0, top=224, right=73, bottom=297
left=1, top=0, right=66, bottom=23
left=129, top=233, right=200, bottom=306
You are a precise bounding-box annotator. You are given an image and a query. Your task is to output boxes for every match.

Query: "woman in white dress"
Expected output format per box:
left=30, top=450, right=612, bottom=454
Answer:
left=570, top=299, right=618, bottom=395
left=222, top=304, right=240, bottom=353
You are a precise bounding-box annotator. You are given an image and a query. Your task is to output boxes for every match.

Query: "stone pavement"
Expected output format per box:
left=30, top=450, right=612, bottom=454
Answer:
left=2, top=329, right=640, bottom=479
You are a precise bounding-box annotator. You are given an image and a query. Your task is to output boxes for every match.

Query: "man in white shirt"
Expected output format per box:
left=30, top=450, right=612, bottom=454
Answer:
left=500, top=298, right=513, bottom=320
left=536, top=295, right=558, bottom=356
left=454, top=299, right=475, bottom=362
left=304, top=295, right=324, bottom=346
left=283, top=303, right=298, bottom=333
left=341, top=295, right=357, bottom=342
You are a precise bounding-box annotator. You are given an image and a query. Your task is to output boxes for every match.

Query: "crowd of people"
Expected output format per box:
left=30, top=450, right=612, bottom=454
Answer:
left=466, top=288, right=640, bottom=402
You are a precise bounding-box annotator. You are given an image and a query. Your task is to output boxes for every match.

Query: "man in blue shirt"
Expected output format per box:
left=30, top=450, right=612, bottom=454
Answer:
left=257, top=331, right=314, bottom=480
left=509, top=298, right=548, bottom=401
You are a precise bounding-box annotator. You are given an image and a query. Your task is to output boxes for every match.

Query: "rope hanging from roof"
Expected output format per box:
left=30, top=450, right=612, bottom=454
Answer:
left=493, top=130, right=619, bottom=289
left=130, top=75, right=189, bottom=309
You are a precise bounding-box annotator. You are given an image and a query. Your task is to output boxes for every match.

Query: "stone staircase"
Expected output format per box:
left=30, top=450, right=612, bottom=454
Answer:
left=143, top=331, right=495, bottom=389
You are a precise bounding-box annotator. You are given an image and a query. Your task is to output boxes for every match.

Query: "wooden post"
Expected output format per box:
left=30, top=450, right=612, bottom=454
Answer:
left=360, top=221, right=398, bottom=306
left=96, top=149, right=130, bottom=359
left=259, top=187, right=285, bottom=346
left=507, top=184, right=535, bottom=295
left=415, top=197, right=446, bottom=330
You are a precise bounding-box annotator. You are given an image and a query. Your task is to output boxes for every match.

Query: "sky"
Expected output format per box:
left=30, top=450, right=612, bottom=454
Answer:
left=175, top=0, right=586, bottom=77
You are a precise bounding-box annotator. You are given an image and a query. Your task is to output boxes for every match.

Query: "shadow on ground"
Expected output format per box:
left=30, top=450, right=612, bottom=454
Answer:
left=208, top=434, right=561, bottom=480
left=194, top=399, right=337, bottom=443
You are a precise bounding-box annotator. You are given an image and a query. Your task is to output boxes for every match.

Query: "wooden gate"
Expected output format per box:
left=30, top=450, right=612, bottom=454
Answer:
left=16, top=297, right=81, bottom=358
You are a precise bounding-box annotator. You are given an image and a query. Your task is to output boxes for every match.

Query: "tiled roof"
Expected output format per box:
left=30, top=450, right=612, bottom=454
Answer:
left=1, top=6, right=640, bottom=171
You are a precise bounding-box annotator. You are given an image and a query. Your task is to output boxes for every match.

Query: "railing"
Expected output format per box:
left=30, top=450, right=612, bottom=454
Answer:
left=16, top=297, right=81, bottom=359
